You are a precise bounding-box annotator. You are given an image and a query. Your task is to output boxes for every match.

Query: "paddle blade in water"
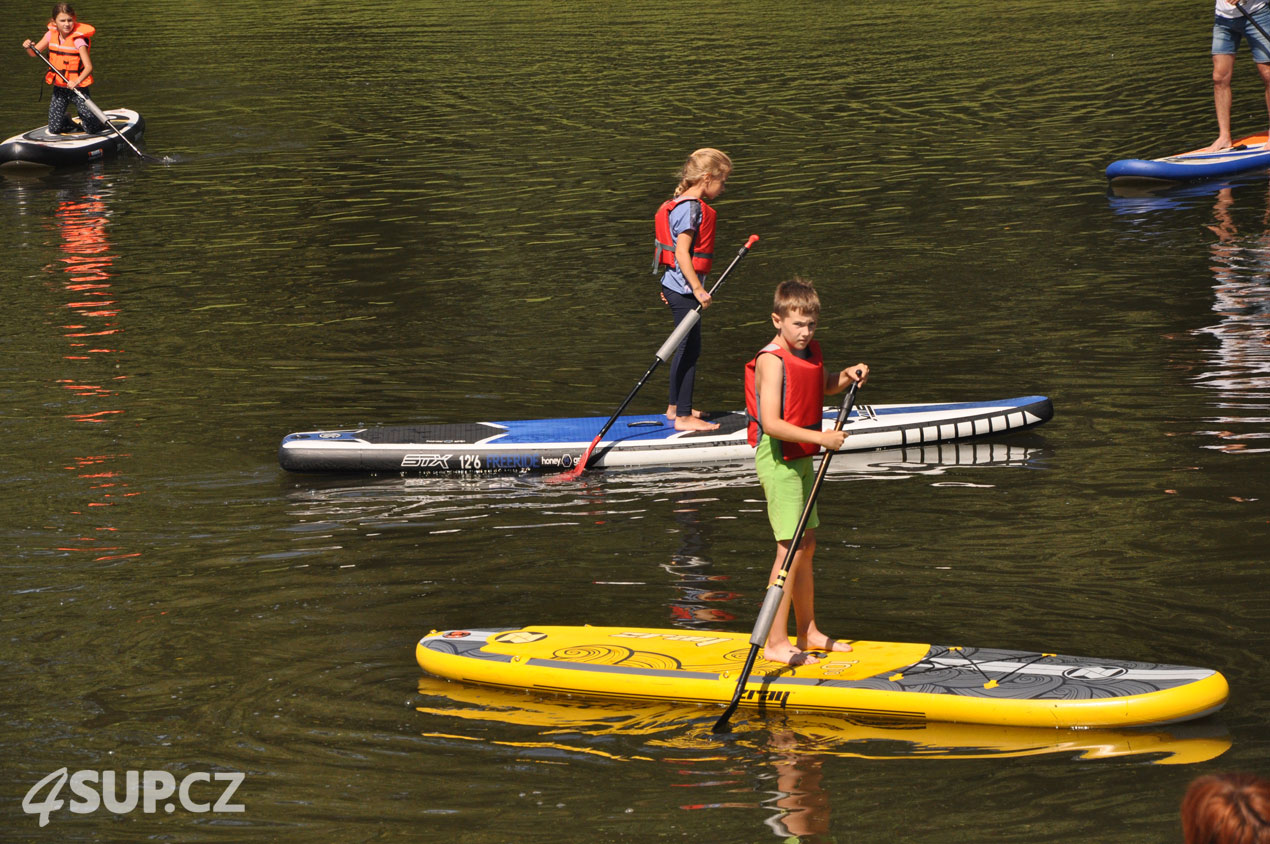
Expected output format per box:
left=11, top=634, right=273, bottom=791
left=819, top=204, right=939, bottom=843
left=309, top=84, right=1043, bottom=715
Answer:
left=544, top=437, right=599, bottom=482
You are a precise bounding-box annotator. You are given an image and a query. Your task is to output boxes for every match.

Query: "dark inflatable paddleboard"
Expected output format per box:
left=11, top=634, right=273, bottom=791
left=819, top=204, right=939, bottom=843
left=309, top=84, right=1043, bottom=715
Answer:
left=0, top=108, right=144, bottom=169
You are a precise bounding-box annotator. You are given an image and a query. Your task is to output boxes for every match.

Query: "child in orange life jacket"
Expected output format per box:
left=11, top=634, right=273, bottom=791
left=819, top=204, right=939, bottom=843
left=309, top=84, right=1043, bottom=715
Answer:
left=652, top=148, right=732, bottom=432
left=744, top=279, right=869, bottom=666
left=22, top=3, right=104, bottom=134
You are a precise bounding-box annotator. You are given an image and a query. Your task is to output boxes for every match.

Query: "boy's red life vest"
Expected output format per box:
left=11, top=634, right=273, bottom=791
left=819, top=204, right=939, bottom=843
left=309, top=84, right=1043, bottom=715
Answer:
left=744, top=340, right=825, bottom=461
left=45, top=21, right=95, bottom=87
left=652, top=196, right=716, bottom=275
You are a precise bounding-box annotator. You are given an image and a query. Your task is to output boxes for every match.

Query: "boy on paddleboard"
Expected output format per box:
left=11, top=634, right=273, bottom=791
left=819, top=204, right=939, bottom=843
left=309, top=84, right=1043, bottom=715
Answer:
left=744, top=279, right=868, bottom=666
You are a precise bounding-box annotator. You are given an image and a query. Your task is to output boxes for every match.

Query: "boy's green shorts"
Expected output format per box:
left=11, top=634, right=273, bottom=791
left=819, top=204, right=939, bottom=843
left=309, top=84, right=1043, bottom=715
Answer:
left=754, top=434, right=818, bottom=542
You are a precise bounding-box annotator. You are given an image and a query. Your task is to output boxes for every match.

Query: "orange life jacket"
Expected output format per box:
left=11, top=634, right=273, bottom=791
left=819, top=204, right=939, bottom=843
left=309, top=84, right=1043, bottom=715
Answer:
left=652, top=196, right=716, bottom=276
left=744, top=340, right=825, bottom=461
left=45, top=21, right=94, bottom=87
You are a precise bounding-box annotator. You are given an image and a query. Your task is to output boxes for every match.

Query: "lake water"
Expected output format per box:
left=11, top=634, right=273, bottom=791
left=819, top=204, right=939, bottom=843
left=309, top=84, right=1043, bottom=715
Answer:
left=1, top=1, right=1267, bottom=841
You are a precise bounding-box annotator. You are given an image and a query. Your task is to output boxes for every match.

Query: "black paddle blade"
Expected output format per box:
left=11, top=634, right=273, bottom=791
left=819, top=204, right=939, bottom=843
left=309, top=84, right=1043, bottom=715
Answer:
left=711, top=699, right=741, bottom=734
left=712, top=644, right=761, bottom=734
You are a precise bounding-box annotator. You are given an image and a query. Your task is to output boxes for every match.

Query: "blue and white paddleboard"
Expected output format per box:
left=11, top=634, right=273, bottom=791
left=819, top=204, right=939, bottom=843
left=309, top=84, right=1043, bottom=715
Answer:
left=278, top=395, right=1052, bottom=474
left=1106, top=133, right=1270, bottom=185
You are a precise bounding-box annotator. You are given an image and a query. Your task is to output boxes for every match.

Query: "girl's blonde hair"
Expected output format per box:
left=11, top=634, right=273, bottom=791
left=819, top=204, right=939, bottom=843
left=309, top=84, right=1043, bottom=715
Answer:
left=672, top=148, right=732, bottom=197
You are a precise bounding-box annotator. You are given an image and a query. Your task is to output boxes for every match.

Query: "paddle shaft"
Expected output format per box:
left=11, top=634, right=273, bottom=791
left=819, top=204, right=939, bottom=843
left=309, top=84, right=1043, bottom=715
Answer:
left=561, top=234, right=759, bottom=477
left=27, top=43, right=153, bottom=161
left=712, top=379, right=861, bottom=734
left=1235, top=0, right=1270, bottom=42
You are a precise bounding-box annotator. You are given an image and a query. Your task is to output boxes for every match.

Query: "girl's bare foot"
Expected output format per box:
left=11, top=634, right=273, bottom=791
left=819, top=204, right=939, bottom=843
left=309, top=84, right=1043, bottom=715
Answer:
left=799, top=632, right=852, bottom=653
left=763, top=641, right=820, bottom=666
left=666, top=406, right=708, bottom=420
left=674, top=415, right=720, bottom=432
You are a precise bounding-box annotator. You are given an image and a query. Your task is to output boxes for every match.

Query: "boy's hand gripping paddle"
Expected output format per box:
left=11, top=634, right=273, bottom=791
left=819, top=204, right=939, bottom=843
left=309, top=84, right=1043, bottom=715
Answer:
left=712, top=377, right=861, bottom=734
left=26, top=43, right=164, bottom=163
left=551, top=234, right=760, bottom=481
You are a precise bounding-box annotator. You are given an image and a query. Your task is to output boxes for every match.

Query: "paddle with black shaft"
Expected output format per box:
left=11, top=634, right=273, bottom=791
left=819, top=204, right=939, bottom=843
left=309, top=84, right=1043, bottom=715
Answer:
left=712, top=377, right=861, bottom=734
left=553, top=234, right=760, bottom=481
left=25, top=43, right=162, bottom=163
left=1235, top=0, right=1270, bottom=41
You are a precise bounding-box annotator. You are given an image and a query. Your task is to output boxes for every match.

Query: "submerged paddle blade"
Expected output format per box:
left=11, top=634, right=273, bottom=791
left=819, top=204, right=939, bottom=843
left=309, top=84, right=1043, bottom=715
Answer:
left=545, top=436, right=600, bottom=482
left=712, top=644, right=761, bottom=734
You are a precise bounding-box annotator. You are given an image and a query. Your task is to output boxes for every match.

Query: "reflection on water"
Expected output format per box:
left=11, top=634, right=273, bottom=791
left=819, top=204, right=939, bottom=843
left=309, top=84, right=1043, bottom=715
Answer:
left=3, top=1, right=1267, bottom=839
left=415, top=674, right=1230, bottom=767
left=1108, top=175, right=1270, bottom=455
left=285, top=442, right=1048, bottom=531
left=659, top=504, right=740, bottom=627
left=415, top=674, right=1229, bottom=841
left=1196, top=185, right=1270, bottom=455
left=39, top=173, right=141, bottom=563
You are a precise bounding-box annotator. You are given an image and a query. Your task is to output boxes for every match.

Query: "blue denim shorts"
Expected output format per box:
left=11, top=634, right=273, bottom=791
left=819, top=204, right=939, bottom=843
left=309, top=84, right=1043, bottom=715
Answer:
left=1214, top=5, right=1270, bottom=62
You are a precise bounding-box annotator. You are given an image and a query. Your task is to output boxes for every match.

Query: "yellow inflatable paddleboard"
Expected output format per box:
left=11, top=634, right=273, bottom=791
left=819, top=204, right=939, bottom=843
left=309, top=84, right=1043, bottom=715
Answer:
left=416, top=626, right=1228, bottom=730
left=415, top=674, right=1231, bottom=764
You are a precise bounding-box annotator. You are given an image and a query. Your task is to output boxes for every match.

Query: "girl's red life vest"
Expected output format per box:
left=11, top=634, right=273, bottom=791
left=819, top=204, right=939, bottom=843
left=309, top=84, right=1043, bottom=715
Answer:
left=652, top=196, right=716, bottom=275
left=45, top=21, right=95, bottom=87
left=744, top=340, right=825, bottom=461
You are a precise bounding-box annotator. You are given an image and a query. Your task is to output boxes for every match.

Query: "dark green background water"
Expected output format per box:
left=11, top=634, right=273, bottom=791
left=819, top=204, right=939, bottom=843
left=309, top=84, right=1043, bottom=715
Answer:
left=2, top=1, right=1267, bottom=840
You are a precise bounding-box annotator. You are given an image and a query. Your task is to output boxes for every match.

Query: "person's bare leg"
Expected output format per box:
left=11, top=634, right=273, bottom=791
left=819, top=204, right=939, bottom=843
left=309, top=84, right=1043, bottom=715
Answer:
left=763, top=536, right=817, bottom=665
left=1208, top=53, right=1236, bottom=151
left=784, top=532, right=852, bottom=654
left=1257, top=60, right=1270, bottom=147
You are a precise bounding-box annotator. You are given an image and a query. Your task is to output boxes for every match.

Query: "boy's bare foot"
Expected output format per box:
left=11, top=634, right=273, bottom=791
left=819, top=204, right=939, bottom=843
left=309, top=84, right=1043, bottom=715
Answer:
left=1204, top=136, right=1233, bottom=153
left=666, top=406, right=709, bottom=420
left=673, top=415, right=720, bottom=432
left=763, top=642, right=820, bottom=666
left=798, top=632, right=853, bottom=653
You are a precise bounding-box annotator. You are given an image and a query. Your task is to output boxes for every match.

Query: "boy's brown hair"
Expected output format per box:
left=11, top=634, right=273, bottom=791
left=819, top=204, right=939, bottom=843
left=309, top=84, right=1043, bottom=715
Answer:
left=773, top=277, right=820, bottom=319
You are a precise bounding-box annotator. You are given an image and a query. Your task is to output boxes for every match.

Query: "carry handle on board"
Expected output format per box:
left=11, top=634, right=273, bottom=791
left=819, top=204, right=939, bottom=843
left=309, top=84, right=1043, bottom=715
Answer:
left=25, top=41, right=161, bottom=163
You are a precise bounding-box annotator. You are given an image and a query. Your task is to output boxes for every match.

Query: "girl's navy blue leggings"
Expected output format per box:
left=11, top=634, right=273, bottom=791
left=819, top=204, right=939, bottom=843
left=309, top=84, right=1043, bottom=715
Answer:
left=662, top=287, right=703, bottom=415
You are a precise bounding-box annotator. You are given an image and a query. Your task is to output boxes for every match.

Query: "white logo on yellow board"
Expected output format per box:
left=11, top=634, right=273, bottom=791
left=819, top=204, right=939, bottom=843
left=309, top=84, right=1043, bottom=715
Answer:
left=612, top=631, right=730, bottom=647
left=493, top=631, right=547, bottom=644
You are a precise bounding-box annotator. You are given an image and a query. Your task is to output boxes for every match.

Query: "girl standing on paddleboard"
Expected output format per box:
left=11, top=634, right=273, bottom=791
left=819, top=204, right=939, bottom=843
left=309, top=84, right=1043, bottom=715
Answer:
left=22, top=3, right=104, bottom=134
left=652, top=148, right=731, bottom=432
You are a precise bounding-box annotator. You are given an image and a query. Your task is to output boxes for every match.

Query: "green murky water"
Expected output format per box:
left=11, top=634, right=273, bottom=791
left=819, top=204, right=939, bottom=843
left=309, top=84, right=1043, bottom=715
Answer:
left=2, top=1, right=1267, bottom=840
